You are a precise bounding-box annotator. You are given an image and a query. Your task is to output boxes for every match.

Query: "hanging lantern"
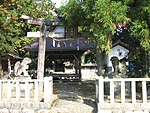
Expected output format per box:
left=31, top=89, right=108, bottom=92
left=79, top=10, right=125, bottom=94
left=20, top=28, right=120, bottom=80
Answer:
left=70, top=41, right=72, bottom=47
left=57, top=41, right=61, bottom=47
left=82, top=41, right=85, bottom=47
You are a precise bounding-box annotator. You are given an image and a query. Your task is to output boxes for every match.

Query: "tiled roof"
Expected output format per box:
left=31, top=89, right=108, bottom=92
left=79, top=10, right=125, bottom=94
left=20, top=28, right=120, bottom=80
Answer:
left=0, top=53, right=22, bottom=60
left=112, top=40, right=129, bottom=49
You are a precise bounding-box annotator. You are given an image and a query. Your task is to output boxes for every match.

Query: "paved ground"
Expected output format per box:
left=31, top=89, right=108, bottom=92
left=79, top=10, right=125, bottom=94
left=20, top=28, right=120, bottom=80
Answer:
left=50, top=80, right=97, bottom=113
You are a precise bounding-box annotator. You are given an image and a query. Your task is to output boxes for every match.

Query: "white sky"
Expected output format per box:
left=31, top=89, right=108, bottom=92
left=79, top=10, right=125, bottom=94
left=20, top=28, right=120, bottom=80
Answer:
left=51, top=0, right=68, bottom=8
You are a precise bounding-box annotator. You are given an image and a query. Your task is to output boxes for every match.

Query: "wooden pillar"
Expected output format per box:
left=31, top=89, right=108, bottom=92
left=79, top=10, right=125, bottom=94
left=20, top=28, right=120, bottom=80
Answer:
left=8, top=59, right=11, bottom=76
left=37, top=22, right=47, bottom=100
left=73, top=55, right=78, bottom=75
left=22, top=16, right=53, bottom=102
left=0, top=61, right=3, bottom=79
left=37, top=24, right=46, bottom=80
left=74, top=60, right=77, bottom=74
left=78, top=55, right=81, bottom=79
left=74, top=55, right=82, bottom=80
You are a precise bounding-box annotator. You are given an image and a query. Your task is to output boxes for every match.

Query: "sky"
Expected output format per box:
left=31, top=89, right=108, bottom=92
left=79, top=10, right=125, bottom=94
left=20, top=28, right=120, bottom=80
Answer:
left=51, top=0, right=68, bottom=8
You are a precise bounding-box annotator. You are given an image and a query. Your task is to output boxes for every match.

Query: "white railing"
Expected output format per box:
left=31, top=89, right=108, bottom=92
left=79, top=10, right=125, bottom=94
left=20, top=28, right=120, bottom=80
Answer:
left=0, top=77, right=53, bottom=109
left=96, top=77, right=150, bottom=113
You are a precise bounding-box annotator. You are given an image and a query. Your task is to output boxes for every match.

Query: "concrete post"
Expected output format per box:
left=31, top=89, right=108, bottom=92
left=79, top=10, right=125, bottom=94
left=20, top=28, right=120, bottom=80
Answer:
left=44, top=77, right=53, bottom=105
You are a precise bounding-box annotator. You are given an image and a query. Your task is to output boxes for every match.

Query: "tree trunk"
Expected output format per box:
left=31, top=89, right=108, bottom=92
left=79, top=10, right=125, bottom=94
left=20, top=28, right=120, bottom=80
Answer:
left=146, top=50, right=150, bottom=77
left=96, top=43, right=105, bottom=76
left=0, top=61, right=3, bottom=79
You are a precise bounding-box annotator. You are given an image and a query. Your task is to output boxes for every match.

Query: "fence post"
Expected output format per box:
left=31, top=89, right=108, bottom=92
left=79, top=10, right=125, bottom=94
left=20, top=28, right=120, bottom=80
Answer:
left=34, top=81, right=39, bottom=102
left=132, top=80, right=136, bottom=103
left=121, top=80, right=125, bottom=103
left=7, top=81, right=11, bottom=101
left=44, top=77, right=53, bottom=104
left=0, top=82, right=2, bottom=101
left=16, top=81, right=20, bottom=101
left=142, top=81, right=147, bottom=103
left=96, top=78, right=99, bottom=103
left=25, top=81, right=30, bottom=102
left=110, top=81, right=114, bottom=103
left=98, top=76, right=104, bottom=103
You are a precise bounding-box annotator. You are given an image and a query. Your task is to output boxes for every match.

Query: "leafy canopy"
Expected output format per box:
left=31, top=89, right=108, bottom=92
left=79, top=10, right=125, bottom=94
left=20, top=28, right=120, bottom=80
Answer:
left=0, top=0, right=55, bottom=56
left=59, top=0, right=129, bottom=52
left=59, top=0, right=150, bottom=51
left=59, top=0, right=150, bottom=76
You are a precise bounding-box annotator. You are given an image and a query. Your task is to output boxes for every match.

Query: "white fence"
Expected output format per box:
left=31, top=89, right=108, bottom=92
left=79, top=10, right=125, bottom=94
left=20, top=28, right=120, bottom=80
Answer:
left=0, top=77, right=53, bottom=110
left=96, top=77, right=150, bottom=113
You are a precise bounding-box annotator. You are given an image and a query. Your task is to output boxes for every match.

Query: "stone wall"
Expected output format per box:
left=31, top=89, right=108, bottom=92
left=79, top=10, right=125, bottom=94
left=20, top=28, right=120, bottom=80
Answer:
left=0, top=108, right=50, bottom=113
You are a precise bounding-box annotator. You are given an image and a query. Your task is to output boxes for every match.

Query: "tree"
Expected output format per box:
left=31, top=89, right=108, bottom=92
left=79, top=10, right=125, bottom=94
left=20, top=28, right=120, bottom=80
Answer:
left=59, top=0, right=150, bottom=76
left=126, top=0, right=150, bottom=76
left=58, top=0, right=85, bottom=29
left=59, top=0, right=129, bottom=75
left=0, top=0, right=55, bottom=57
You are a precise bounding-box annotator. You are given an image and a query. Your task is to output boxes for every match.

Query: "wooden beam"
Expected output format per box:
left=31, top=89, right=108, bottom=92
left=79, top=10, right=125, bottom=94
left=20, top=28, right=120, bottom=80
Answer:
left=36, top=24, right=46, bottom=101
left=46, top=32, right=64, bottom=38
left=27, top=31, right=40, bottom=37
left=22, top=16, right=62, bottom=26
left=37, top=24, right=46, bottom=80
left=21, top=15, right=33, bottom=20
left=48, top=35, right=95, bottom=41
left=28, top=19, right=43, bottom=25
left=78, top=56, right=81, bottom=79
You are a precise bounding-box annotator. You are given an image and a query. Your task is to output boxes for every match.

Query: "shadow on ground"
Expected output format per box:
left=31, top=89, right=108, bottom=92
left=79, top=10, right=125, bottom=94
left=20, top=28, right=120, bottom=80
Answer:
left=53, top=80, right=97, bottom=113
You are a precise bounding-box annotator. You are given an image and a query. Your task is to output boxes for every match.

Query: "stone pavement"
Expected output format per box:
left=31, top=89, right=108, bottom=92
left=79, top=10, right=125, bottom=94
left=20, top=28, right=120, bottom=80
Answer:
left=50, top=80, right=97, bottom=113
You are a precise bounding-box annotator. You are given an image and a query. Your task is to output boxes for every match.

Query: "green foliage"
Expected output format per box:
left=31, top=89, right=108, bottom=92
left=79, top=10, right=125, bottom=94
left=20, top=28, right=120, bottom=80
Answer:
left=59, top=0, right=150, bottom=76
left=122, top=0, right=150, bottom=76
left=16, top=0, right=55, bottom=18
left=126, top=0, right=150, bottom=50
left=0, top=0, right=54, bottom=57
left=59, top=0, right=129, bottom=52
left=59, top=0, right=84, bottom=27
left=59, top=0, right=150, bottom=51
left=93, top=0, right=129, bottom=52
